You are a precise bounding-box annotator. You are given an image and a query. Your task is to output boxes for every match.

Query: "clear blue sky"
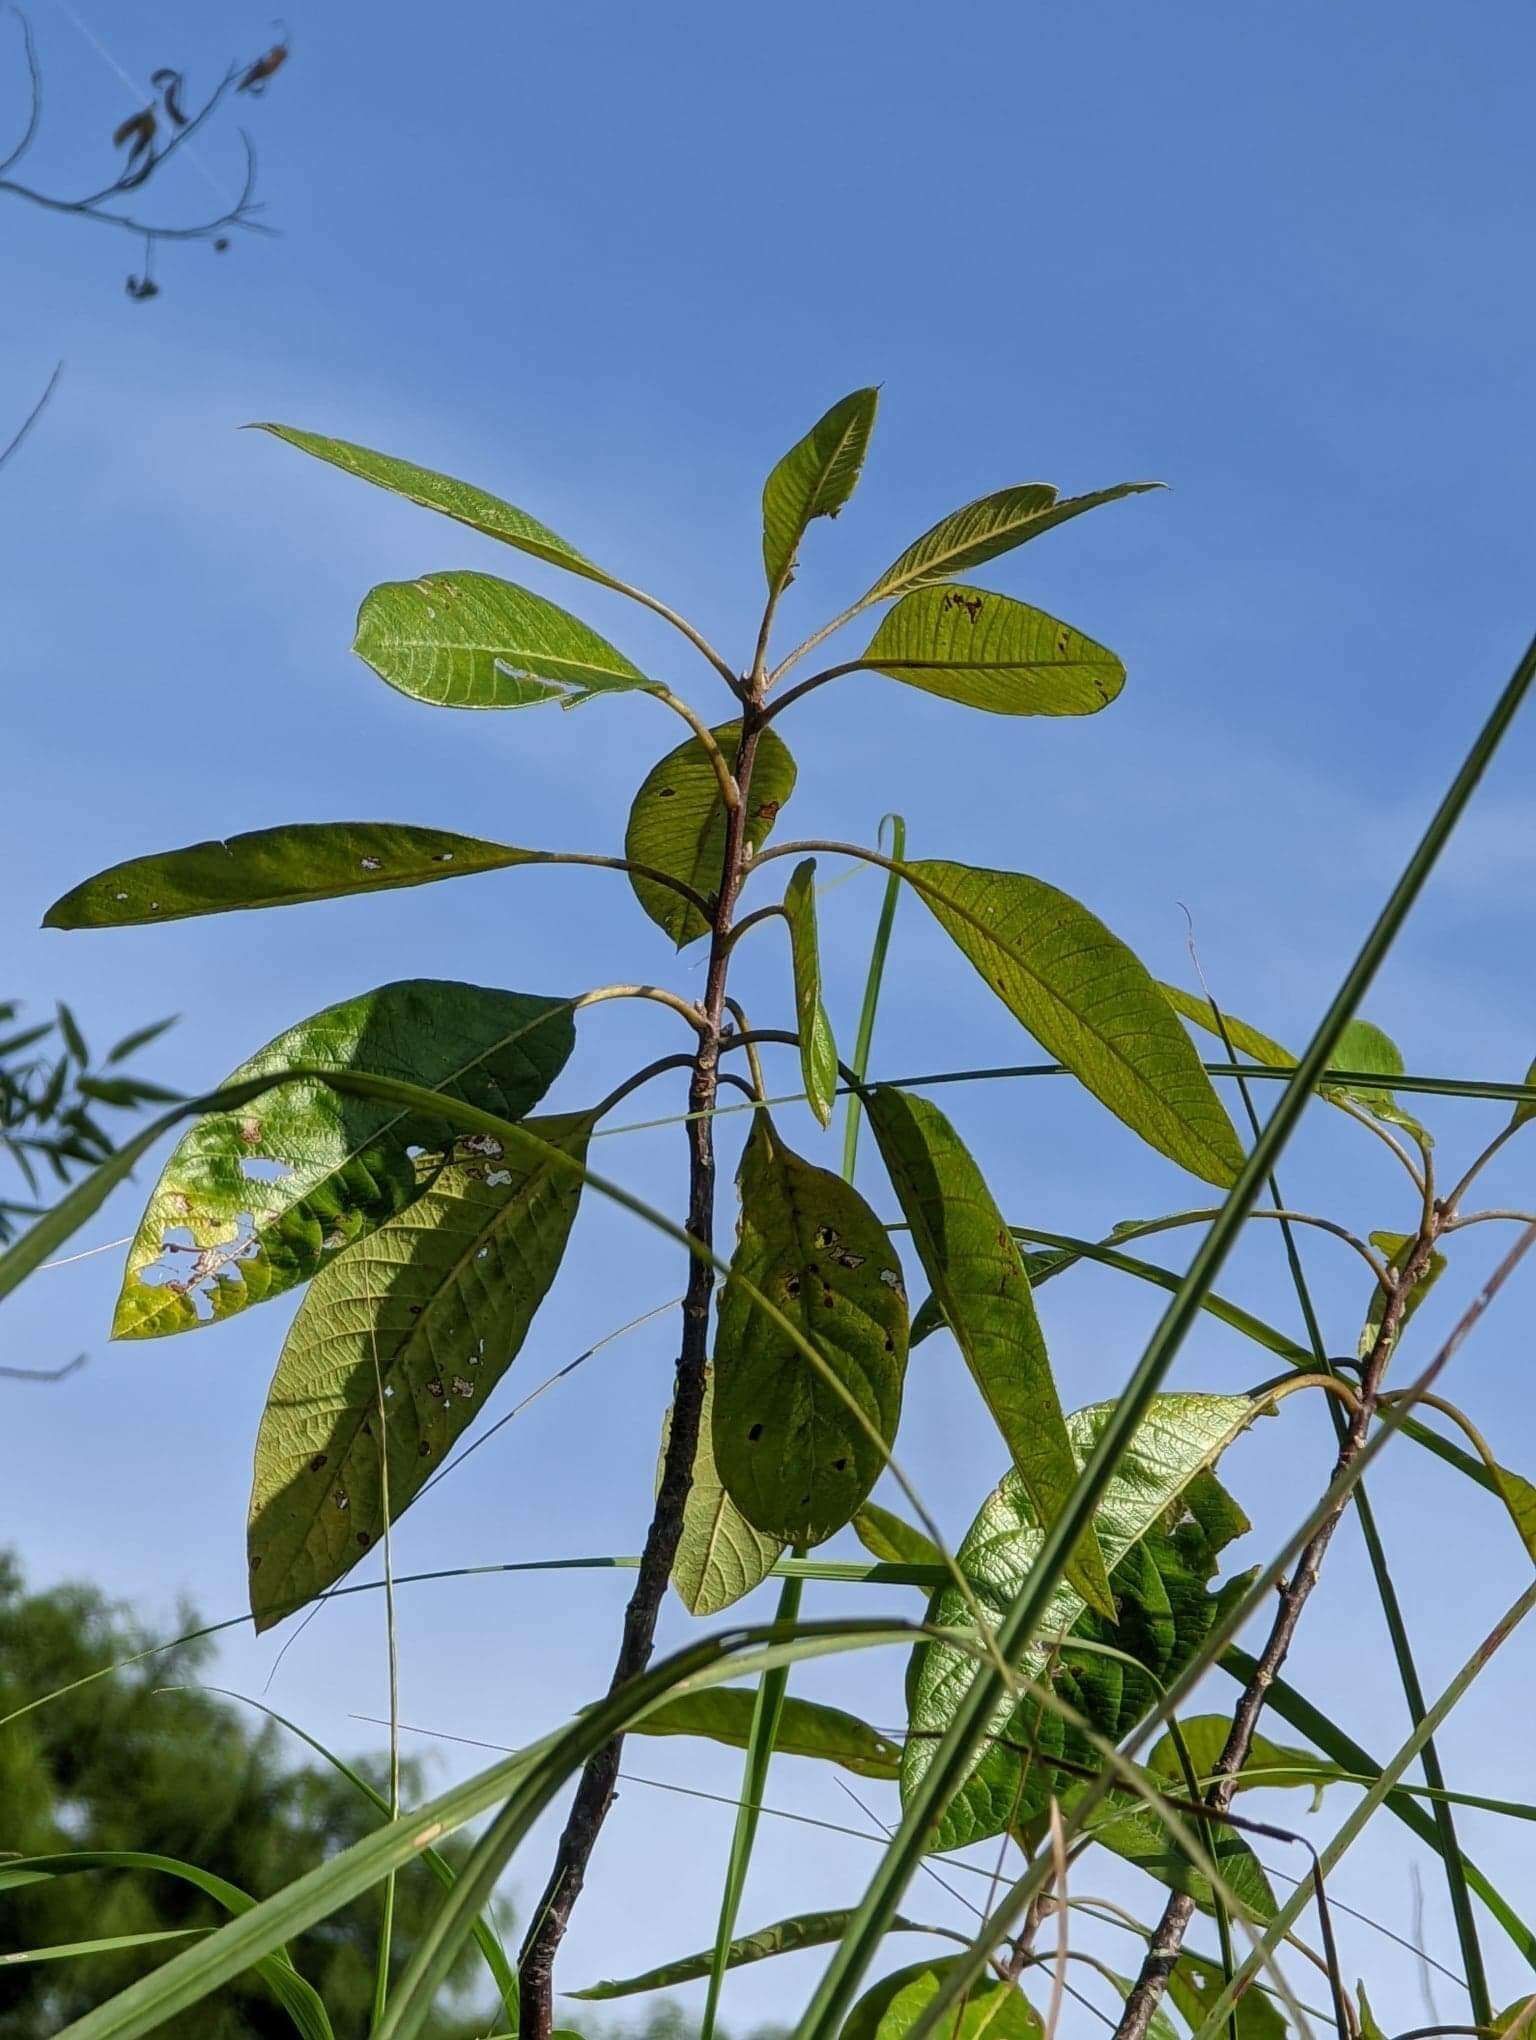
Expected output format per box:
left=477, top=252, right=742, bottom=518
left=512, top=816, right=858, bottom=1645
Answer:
left=5, top=2, right=1536, bottom=2030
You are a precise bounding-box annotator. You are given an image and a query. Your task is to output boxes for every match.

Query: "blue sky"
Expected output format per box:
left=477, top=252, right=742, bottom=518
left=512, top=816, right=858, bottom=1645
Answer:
left=5, top=1, right=1536, bottom=2030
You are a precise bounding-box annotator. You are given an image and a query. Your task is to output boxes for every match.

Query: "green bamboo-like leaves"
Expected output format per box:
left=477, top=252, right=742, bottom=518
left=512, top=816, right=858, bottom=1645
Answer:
left=45, top=823, right=547, bottom=928
left=906, top=863, right=1243, bottom=1186
left=784, top=859, right=838, bottom=1126
left=625, top=722, right=798, bottom=946
left=246, top=1112, right=590, bottom=1626
left=572, top=1910, right=940, bottom=2002
left=855, top=479, right=1159, bottom=610
left=861, top=585, right=1125, bottom=716
left=712, top=1114, right=908, bottom=1545
left=633, top=1688, right=901, bottom=1779
left=843, top=1961, right=1043, bottom=2040
left=903, top=1398, right=1253, bottom=1851
left=866, top=1086, right=1113, bottom=1618
left=257, top=425, right=631, bottom=596
left=113, top=981, right=573, bottom=1339
left=761, top=388, right=879, bottom=599
left=353, top=572, right=654, bottom=710
left=668, top=1365, right=784, bottom=1615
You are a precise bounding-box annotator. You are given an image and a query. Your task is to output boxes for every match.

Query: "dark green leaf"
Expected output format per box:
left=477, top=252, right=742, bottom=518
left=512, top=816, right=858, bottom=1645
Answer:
left=668, top=1364, right=783, bottom=1615
left=853, top=1501, right=944, bottom=1570
left=113, top=981, right=574, bottom=1339
left=47, top=823, right=549, bottom=929
left=353, top=572, right=654, bottom=709
left=571, top=1908, right=938, bottom=2002
left=625, top=721, right=797, bottom=947
left=713, top=1114, right=908, bottom=1544
left=55, top=1002, right=88, bottom=1065
left=1168, top=1951, right=1286, bottom=2040
left=856, top=480, right=1159, bottom=609
left=247, top=1112, right=590, bottom=1626
left=785, top=859, right=838, bottom=1127
left=866, top=1086, right=1112, bottom=1617
left=1511, top=1060, right=1536, bottom=1132
left=762, top=387, right=879, bottom=598
left=862, top=585, right=1124, bottom=716
left=75, top=1076, right=153, bottom=1108
left=106, top=1016, right=178, bottom=1063
left=842, top=1959, right=1043, bottom=2040
left=1145, top=1715, right=1340, bottom=1812
left=634, top=1689, right=901, bottom=1779
left=908, top=864, right=1242, bottom=1186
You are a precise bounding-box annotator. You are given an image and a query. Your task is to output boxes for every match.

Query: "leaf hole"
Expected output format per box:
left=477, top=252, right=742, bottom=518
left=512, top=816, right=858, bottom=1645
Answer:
left=747, top=1423, right=763, bottom=1442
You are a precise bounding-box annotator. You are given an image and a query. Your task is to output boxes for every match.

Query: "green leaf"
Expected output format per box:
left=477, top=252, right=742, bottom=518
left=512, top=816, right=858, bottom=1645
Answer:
left=785, top=859, right=838, bottom=1127
left=633, top=1688, right=901, bottom=1779
left=862, top=585, right=1125, bottom=716
left=113, top=980, right=574, bottom=1340
left=46, top=823, right=547, bottom=929
left=1496, top=1998, right=1536, bottom=2035
left=256, top=425, right=632, bottom=595
left=353, top=572, right=654, bottom=709
left=856, top=479, right=1160, bottom=609
left=842, top=1959, right=1043, bottom=2040
left=571, top=1909, right=939, bottom=2002
left=713, top=1114, right=908, bottom=1545
left=907, top=864, right=1242, bottom=1186
left=1168, top=1951, right=1286, bottom=2040
left=1146, top=1715, right=1340, bottom=1812
left=1355, top=1982, right=1388, bottom=2040
left=853, top=1501, right=944, bottom=1570
left=625, top=721, right=798, bottom=947
left=903, top=1401, right=1253, bottom=1852
left=55, top=1001, right=89, bottom=1064
left=669, top=1364, right=784, bottom=1615
left=247, top=1112, right=590, bottom=1627
left=1511, top=1061, right=1536, bottom=1131
left=1358, top=1229, right=1447, bottom=1359
left=866, top=1086, right=1113, bottom=1618
left=106, top=1016, right=178, bottom=1063
left=762, top=387, right=880, bottom=598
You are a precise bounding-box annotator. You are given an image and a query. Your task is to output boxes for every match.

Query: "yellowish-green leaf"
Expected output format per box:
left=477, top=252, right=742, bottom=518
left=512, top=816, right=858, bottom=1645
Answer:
left=785, top=859, right=838, bottom=1127
left=762, top=387, right=879, bottom=598
left=842, top=1960, right=1043, bottom=2040
left=634, top=1688, right=901, bottom=1779
left=1169, top=1951, right=1286, bottom=2040
left=908, top=864, right=1242, bottom=1186
left=669, top=1365, right=783, bottom=1616
left=1358, top=1230, right=1447, bottom=1360
left=862, top=585, right=1124, bottom=716
left=713, top=1115, right=908, bottom=1545
left=247, top=1113, right=590, bottom=1626
left=1146, top=1715, right=1341, bottom=1812
left=571, top=1909, right=940, bottom=2002
left=625, top=722, right=797, bottom=947
left=853, top=1500, right=944, bottom=1570
left=866, top=1085, right=1112, bottom=1618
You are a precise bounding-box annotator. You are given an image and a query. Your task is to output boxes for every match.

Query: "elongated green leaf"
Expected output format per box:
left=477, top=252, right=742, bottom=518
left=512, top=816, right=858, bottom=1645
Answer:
left=669, top=1365, right=784, bottom=1615
left=854, top=1501, right=944, bottom=1569
left=762, top=388, right=879, bottom=598
left=625, top=721, right=798, bottom=946
left=354, top=572, right=654, bottom=709
left=784, top=859, right=838, bottom=1127
left=633, top=1688, right=901, bottom=1778
left=856, top=480, right=1159, bottom=610
left=862, top=585, right=1124, bottom=716
left=904, top=1402, right=1253, bottom=1851
left=843, top=1959, right=1043, bottom=2040
left=0, top=1927, right=207, bottom=1967
left=907, top=864, right=1242, bottom=1186
left=46, top=822, right=547, bottom=928
left=113, top=981, right=573, bottom=1339
left=867, top=1086, right=1112, bottom=1617
left=247, top=1112, right=590, bottom=1626
left=257, top=425, right=631, bottom=594
left=713, top=1114, right=908, bottom=1544
left=1146, top=1715, right=1338, bottom=1811
left=1168, top=1952, right=1286, bottom=2040
left=574, top=1912, right=942, bottom=2004
left=1356, top=1982, right=1388, bottom=2040
left=1358, top=1229, right=1446, bottom=1359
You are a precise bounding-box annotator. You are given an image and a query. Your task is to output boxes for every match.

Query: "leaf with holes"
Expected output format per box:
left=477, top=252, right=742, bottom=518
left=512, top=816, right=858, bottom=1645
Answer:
left=784, top=859, right=837, bottom=1127
left=842, top=1960, right=1043, bottom=2040
left=903, top=1400, right=1253, bottom=1851
left=257, top=426, right=633, bottom=596
left=861, top=585, right=1125, bottom=716
left=353, top=573, right=655, bottom=710
left=634, top=1689, right=901, bottom=1779
left=625, top=721, right=797, bottom=946
left=46, top=823, right=549, bottom=928
left=712, top=1114, right=908, bottom=1545
left=866, top=1085, right=1112, bottom=1617
left=571, top=1910, right=941, bottom=2002
left=761, top=387, right=879, bottom=599
left=668, top=1364, right=783, bottom=1616
left=113, top=981, right=574, bottom=1340
left=1168, top=1952, right=1286, bottom=2040
left=247, top=1112, right=589, bottom=1626
left=906, top=863, right=1242, bottom=1185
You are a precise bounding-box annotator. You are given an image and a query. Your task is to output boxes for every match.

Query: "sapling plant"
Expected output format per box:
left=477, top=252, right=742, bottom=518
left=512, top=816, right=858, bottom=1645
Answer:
left=10, top=387, right=1536, bottom=2040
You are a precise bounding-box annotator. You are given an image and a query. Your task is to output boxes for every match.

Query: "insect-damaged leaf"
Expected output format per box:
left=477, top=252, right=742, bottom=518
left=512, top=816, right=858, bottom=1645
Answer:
left=46, top=823, right=550, bottom=928
left=861, top=585, right=1125, bottom=717
left=761, top=386, right=880, bottom=599
left=784, top=859, right=838, bottom=1128
left=713, top=1114, right=908, bottom=1545
left=113, top=981, right=574, bottom=1340
left=667, top=1364, right=783, bottom=1617
left=625, top=721, right=797, bottom=947
left=634, top=1688, right=901, bottom=1779
left=247, top=1113, right=590, bottom=1627
left=904, top=1399, right=1253, bottom=1852
left=571, top=1909, right=938, bottom=2002
left=353, top=573, right=655, bottom=710
left=906, top=863, right=1243, bottom=1186
left=866, top=1086, right=1112, bottom=1618
left=842, top=1961, right=1043, bottom=2040
left=1168, top=1952, right=1287, bottom=2040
